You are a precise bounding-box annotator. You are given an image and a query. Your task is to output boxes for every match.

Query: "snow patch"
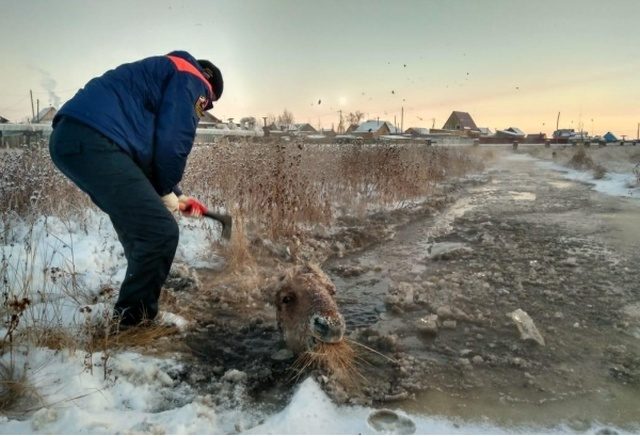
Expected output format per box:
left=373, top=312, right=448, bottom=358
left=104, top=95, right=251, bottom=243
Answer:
left=536, top=160, right=640, bottom=199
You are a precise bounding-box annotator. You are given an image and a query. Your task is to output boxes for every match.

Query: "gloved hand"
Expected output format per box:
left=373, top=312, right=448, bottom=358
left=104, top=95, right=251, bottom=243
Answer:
left=161, top=193, right=179, bottom=212
left=178, top=195, right=207, bottom=217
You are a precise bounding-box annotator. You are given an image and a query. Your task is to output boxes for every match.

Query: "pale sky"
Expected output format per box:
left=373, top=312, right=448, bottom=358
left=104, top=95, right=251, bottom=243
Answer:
left=1, top=0, right=639, bottom=137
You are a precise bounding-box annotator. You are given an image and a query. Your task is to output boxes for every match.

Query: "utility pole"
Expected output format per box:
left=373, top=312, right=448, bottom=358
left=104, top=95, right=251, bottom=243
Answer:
left=431, top=118, right=435, bottom=129
left=556, top=111, right=561, bottom=144
left=36, top=99, right=40, bottom=123
left=637, top=122, right=639, bottom=141
left=30, top=90, right=35, bottom=122
left=401, top=106, right=404, bottom=133
left=394, top=115, right=397, bottom=133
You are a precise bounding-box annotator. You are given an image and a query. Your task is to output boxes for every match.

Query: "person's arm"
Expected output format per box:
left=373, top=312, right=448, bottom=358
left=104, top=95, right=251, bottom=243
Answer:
left=151, top=73, right=202, bottom=196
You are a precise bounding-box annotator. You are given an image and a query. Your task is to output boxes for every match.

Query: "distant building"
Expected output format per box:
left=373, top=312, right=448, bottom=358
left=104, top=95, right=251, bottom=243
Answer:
left=552, top=129, right=575, bottom=143
left=0, top=115, right=9, bottom=124
left=495, top=127, right=526, bottom=139
left=266, top=122, right=317, bottom=136
left=319, top=127, right=336, bottom=137
left=353, top=120, right=398, bottom=139
left=477, top=127, right=493, bottom=137
left=603, top=132, right=618, bottom=143
left=198, top=111, right=222, bottom=128
left=32, top=107, right=57, bottom=124
left=293, top=123, right=317, bottom=133
left=442, top=111, right=479, bottom=133
left=404, top=127, right=430, bottom=137
left=525, top=133, right=547, bottom=143
left=345, top=123, right=359, bottom=134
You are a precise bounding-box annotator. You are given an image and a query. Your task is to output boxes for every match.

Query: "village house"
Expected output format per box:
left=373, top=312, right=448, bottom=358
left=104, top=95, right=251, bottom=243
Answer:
left=0, top=115, right=9, bottom=124
left=495, top=127, right=526, bottom=139
left=198, top=111, right=222, bottom=128
left=552, top=129, right=575, bottom=143
left=404, top=127, right=430, bottom=137
left=525, top=133, right=547, bottom=143
left=267, top=123, right=317, bottom=135
left=293, top=123, right=317, bottom=134
left=32, top=107, right=57, bottom=124
left=352, top=120, right=398, bottom=139
left=345, top=123, right=359, bottom=134
left=477, top=127, right=493, bottom=137
left=603, top=132, right=618, bottom=143
left=441, top=111, right=480, bottom=136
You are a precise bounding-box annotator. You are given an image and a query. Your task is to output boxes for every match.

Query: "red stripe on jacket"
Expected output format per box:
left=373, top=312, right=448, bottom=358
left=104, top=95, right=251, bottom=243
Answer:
left=166, top=55, right=214, bottom=99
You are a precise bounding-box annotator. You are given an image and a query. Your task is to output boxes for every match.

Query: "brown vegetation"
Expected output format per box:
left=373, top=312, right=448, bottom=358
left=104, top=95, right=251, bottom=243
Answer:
left=182, top=139, right=480, bottom=239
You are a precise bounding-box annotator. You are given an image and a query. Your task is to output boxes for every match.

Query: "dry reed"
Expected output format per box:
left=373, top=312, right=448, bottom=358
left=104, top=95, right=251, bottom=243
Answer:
left=291, top=341, right=364, bottom=388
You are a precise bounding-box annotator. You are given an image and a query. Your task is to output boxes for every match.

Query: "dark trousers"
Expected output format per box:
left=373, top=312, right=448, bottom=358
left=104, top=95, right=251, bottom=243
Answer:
left=49, top=116, right=179, bottom=325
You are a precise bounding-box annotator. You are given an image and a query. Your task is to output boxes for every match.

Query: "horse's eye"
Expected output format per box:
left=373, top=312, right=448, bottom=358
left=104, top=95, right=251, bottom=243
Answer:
left=282, top=295, right=294, bottom=304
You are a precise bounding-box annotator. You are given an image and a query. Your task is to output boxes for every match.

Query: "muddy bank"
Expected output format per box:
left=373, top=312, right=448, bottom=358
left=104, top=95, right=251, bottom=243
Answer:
left=164, top=149, right=639, bottom=431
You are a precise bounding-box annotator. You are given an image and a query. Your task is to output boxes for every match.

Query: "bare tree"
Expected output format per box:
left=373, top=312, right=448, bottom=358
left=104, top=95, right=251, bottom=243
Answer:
left=276, top=109, right=295, bottom=127
left=346, top=111, right=364, bottom=126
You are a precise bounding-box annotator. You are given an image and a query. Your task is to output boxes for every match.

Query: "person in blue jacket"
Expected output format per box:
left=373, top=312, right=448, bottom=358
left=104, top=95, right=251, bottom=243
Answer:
left=49, top=50, right=223, bottom=328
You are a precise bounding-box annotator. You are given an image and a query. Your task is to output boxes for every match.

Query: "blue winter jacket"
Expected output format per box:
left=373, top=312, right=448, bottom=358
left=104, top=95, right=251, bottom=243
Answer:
left=54, top=50, right=215, bottom=196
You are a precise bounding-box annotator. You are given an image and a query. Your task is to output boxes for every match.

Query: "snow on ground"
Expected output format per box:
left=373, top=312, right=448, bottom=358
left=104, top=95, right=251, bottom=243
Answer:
left=505, top=152, right=640, bottom=200
left=0, top=348, right=239, bottom=434
left=0, top=347, right=590, bottom=435
left=536, top=160, right=640, bottom=199
left=0, top=210, right=223, bottom=334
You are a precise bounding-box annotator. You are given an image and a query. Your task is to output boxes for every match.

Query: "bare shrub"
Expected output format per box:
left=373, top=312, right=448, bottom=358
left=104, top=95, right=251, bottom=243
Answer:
left=568, top=147, right=595, bottom=171
left=0, top=145, right=93, bottom=223
left=593, top=165, right=607, bottom=180
left=0, top=359, right=31, bottom=412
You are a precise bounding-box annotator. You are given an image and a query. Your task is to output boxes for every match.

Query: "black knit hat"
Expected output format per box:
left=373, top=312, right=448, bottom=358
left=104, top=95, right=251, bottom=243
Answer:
left=197, top=59, right=223, bottom=101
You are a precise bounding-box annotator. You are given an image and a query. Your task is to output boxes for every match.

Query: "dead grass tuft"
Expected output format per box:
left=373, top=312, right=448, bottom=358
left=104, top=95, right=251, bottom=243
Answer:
left=220, top=210, right=255, bottom=272
left=593, top=164, right=607, bottom=180
left=84, top=319, right=180, bottom=353
left=0, top=360, right=31, bottom=412
left=568, top=147, right=595, bottom=171
left=291, top=341, right=364, bottom=388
